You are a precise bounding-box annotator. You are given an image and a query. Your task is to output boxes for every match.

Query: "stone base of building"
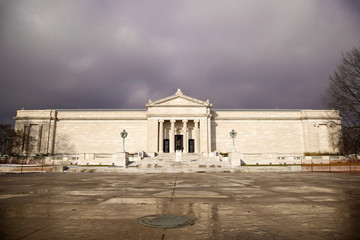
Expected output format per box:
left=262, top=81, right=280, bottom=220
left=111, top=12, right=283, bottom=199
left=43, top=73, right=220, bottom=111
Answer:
left=2, top=154, right=357, bottom=173
left=4, top=152, right=349, bottom=170
left=15, top=152, right=305, bottom=166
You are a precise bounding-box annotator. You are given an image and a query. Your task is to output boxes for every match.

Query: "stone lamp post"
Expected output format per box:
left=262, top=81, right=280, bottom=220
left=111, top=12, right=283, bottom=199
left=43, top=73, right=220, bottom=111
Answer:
left=120, top=129, right=128, bottom=152
left=229, top=129, right=237, bottom=152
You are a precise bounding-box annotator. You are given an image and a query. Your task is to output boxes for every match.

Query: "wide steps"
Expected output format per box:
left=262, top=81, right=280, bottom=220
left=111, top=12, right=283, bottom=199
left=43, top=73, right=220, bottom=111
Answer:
left=128, top=153, right=233, bottom=172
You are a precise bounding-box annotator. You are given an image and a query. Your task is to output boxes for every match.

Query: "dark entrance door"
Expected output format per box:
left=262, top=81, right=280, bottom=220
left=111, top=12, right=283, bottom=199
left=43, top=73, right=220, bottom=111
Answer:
left=188, top=139, right=194, bottom=153
left=163, top=139, right=169, bottom=153
left=175, top=135, right=183, bottom=151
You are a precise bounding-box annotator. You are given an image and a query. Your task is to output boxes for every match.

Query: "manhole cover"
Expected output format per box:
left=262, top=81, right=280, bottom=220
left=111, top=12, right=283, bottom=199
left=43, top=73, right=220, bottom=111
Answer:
left=137, top=214, right=197, bottom=229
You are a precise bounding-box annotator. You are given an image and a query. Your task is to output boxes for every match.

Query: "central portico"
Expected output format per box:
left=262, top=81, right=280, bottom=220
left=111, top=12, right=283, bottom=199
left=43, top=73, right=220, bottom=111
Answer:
left=146, top=89, right=212, bottom=155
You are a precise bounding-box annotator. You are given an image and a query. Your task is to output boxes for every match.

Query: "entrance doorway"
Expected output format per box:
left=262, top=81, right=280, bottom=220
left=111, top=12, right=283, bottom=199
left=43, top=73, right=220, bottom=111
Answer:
left=175, top=135, right=183, bottom=151
left=188, top=139, right=194, bottom=153
left=163, top=139, right=169, bottom=153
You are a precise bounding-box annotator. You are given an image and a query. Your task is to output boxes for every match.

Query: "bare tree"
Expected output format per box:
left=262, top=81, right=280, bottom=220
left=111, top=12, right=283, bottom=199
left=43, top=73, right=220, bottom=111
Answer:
left=0, top=123, right=34, bottom=157
left=325, top=47, right=360, bottom=155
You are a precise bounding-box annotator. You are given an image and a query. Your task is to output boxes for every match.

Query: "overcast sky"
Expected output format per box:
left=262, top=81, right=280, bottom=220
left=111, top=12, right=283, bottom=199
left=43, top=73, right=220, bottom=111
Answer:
left=1, top=0, right=360, bottom=124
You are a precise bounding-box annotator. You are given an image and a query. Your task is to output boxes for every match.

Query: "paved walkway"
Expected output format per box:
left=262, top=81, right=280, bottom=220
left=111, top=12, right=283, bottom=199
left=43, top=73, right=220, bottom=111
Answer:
left=0, top=172, right=360, bottom=239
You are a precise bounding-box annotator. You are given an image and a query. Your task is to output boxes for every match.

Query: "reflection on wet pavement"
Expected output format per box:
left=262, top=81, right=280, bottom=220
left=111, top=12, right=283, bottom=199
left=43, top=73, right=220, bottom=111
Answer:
left=0, top=172, right=360, bottom=239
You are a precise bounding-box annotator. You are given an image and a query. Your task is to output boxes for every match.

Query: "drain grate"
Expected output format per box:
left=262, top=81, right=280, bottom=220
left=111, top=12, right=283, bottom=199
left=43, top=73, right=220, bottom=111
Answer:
left=137, top=214, right=197, bottom=229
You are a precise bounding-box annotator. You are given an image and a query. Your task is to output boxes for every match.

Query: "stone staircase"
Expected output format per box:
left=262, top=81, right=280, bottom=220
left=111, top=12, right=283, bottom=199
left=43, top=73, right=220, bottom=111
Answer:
left=127, top=153, right=233, bottom=173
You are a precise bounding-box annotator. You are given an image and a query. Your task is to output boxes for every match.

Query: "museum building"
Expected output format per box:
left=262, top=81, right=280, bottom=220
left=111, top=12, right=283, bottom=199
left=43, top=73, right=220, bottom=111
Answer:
left=14, top=89, right=341, bottom=164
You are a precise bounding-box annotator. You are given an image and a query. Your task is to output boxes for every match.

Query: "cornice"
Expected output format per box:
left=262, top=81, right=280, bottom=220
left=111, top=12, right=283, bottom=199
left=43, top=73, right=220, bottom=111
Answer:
left=213, top=116, right=341, bottom=121
left=14, top=117, right=147, bottom=121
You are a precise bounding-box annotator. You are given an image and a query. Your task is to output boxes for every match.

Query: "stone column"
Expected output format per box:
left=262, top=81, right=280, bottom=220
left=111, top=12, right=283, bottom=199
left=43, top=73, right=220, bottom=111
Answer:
left=207, top=116, right=212, bottom=153
left=26, top=124, right=31, bottom=153
left=22, top=124, right=28, bottom=153
left=37, top=124, right=43, bottom=153
left=170, top=119, right=175, bottom=153
left=182, top=119, right=188, bottom=153
left=194, top=120, right=199, bottom=153
left=49, top=110, right=57, bottom=156
left=314, top=123, right=320, bottom=153
left=158, top=120, right=164, bottom=153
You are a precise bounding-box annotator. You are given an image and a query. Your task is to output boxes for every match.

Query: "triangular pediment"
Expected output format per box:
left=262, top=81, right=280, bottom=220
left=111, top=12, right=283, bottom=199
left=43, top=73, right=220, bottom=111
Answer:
left=146, top=89, right=211, bottom=107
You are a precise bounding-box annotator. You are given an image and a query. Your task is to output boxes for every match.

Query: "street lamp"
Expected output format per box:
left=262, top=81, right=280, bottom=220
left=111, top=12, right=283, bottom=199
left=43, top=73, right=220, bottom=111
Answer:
left=229, top=129, right=237, bottom=152
left=120, top=129, right=128, bottom=152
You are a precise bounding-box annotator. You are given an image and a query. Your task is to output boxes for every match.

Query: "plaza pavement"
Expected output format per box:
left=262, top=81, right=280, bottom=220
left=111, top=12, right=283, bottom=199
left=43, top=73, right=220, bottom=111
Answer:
left=0, top=172, right=360, bottom=240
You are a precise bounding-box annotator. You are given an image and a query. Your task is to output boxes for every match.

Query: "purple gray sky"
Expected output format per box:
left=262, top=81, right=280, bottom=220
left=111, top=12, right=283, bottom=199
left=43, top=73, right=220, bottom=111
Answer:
left=1, top=0, right=360, bottom=124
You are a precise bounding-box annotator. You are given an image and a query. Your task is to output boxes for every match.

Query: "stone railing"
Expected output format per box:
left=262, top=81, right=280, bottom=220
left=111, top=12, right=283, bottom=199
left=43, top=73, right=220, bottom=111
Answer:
left=41, top=152, right=145, bottom=166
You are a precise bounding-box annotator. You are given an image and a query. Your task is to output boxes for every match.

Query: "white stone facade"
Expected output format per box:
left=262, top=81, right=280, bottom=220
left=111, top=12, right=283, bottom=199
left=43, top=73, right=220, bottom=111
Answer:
left=14, top=89, right=341, bottom=161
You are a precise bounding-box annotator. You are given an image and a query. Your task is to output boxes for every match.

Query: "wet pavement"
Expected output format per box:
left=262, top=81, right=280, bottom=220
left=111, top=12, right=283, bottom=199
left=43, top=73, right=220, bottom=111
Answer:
left=0, top=172, right=360, bottom=239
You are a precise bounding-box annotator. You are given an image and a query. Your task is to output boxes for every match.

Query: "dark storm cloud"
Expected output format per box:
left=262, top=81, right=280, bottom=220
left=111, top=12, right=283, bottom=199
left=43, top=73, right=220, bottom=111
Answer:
left=1, top=0, right=360, bottom=123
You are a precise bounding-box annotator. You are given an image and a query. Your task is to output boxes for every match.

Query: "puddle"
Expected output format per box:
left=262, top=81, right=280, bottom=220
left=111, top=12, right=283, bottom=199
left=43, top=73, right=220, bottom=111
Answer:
left=101, top=197, right=167, bottom=205
left=303, top=196, right=339, bottom=202
left=153, top=190, right=228, bottom=198
left=66, top=190, right=110, bottom=196
left=0, top=194, right=32, bottom=199
left=270, top=186, right=338, bottom=193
